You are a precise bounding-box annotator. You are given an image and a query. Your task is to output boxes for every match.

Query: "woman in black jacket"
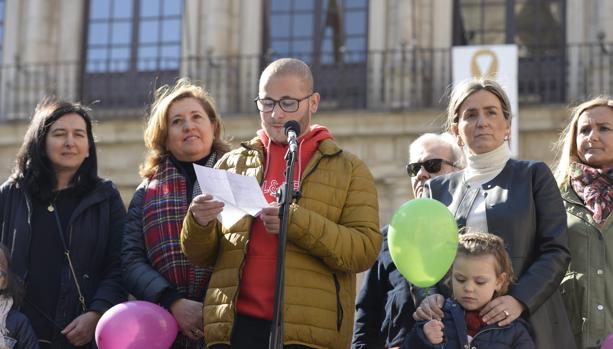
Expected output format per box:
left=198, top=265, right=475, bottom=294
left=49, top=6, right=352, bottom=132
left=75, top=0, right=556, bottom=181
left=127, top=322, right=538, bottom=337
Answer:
left=121, top=79, right=230, bottom=348
left=412, top=79, right=574, bottom=349
left=0, top=98, right=126, bottom=348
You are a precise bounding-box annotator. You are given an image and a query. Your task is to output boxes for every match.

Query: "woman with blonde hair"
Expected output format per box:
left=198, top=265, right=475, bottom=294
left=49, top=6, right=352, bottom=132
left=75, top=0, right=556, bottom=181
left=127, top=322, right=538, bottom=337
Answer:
left=555, top=96, right=613, bottom=349
left=121, top=79, right=230, bottom=348
left=413, top=78, right=574, bottom=349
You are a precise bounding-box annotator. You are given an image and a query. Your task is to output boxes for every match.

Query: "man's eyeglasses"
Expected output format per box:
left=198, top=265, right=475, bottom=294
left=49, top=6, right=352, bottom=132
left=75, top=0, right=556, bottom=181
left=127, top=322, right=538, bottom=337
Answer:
left=0, top=271, right=7, bottom=278
left=406, top=159, right=456, bottom=177
left=254, top=93, right=313, bottom=113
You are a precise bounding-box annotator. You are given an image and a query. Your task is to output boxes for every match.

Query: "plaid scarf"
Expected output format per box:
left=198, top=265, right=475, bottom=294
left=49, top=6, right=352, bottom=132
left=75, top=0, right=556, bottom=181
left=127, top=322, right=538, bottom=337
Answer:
left=569, top=161, right=613, bottom=224
left=143, top=155, right=217, bottom=349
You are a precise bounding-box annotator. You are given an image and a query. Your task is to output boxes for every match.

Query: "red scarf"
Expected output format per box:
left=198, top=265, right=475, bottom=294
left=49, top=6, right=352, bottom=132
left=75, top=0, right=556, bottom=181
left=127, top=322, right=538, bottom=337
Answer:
left=465, top=310, right=487, bottom=337
left=569, top=162, right=613, bottom=224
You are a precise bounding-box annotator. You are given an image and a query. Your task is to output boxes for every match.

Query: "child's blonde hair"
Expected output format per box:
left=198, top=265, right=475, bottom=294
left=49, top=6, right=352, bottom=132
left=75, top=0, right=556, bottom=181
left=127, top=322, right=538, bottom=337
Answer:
left=456, top=230, right=515, bottom=296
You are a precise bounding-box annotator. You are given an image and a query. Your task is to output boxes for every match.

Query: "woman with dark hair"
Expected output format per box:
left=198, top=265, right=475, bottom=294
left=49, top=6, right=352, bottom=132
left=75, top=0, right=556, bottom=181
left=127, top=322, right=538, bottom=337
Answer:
left=0, top=97, right=127, bottom=348
left=121, top=78, right=230, bottom=348
left=0, top=243, right=40, bottom=349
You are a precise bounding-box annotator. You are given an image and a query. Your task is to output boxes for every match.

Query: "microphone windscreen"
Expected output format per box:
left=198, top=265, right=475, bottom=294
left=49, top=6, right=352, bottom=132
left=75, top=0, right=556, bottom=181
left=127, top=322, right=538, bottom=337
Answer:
left=283, top=120, right=301, bottom=136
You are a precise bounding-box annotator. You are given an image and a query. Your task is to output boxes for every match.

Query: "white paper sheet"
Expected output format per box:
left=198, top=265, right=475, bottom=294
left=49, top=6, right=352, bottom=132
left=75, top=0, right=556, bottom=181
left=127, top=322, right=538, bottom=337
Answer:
left=194, top=164, right=270, bottom=228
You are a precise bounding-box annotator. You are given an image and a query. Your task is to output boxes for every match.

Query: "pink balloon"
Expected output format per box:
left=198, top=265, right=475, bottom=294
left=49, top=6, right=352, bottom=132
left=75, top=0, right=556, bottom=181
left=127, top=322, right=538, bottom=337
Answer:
left=95, top=300, right=179, bottom=349
left=603, top=333, right=613, bottom=349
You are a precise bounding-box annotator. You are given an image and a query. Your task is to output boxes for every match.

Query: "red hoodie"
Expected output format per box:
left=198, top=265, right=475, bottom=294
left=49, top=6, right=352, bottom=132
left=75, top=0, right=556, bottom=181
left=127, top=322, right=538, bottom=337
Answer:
left=236, top=125, right=333, bottom=320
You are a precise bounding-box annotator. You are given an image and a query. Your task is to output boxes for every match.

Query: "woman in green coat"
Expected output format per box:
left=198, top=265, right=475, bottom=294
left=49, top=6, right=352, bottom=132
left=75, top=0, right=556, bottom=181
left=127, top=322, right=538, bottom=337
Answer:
left=555, top=96, right=613, bottom=349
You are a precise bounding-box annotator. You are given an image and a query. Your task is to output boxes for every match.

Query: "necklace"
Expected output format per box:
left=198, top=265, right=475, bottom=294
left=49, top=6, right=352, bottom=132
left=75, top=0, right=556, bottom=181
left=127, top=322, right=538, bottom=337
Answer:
left=47, top=191, right=60, bottom=212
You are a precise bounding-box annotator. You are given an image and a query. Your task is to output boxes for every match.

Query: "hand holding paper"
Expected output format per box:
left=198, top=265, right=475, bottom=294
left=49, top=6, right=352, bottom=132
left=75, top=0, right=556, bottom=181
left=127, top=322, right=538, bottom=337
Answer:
left=189, top=194, right=224, bottom=226
left=194, top=164, right=270, bottom=228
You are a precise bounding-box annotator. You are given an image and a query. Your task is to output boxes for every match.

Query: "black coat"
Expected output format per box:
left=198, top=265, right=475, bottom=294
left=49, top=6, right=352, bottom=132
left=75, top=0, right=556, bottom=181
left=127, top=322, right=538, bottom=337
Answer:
left=404, top=298, right=535, bottom=349
left=121, top=183, right=177, bottom=304
left=0, top=179, right=127, bottom=348
left=6, top=308, right=40, bottom=349
left=353, top=225, right=415, bottom=348
left=421, top=159, right=575, bottom=349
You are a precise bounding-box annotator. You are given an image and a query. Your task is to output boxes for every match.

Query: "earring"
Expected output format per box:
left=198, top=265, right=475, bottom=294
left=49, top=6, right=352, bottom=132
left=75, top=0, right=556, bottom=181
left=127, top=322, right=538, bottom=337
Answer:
left=457, top=138, right=464, bottom=147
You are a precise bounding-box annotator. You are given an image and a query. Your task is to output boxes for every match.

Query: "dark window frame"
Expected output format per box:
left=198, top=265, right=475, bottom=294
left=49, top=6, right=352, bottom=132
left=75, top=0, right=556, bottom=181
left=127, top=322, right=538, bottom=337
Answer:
left=263, top=0, right=369, bottom=109
left=452, top=0, right=567, bottom=103
left=82, top=0, right=183, bottom=109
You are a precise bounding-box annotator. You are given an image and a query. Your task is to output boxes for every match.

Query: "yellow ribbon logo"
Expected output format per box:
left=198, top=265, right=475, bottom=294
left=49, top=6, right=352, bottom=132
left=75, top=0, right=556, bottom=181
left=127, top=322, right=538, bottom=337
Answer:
left=470, top=49, right=498, bottom=79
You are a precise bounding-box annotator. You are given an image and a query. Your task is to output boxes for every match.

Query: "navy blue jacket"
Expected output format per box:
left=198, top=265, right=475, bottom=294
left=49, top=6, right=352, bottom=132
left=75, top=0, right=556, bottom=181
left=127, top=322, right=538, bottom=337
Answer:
left=0, top=179, right=127, bottom=348
left=404, top=299, right=535, bottom=349
left=353, top=226, right=415, bottom=348
left=6, top=308, right=40, bottom=349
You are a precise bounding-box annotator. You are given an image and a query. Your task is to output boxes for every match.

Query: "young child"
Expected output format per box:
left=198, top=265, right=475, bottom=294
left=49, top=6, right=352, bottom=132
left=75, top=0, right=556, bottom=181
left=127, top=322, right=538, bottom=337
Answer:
left=403, top=232, right=535, bottom=349
left=0, top=244, right=39, bottom=349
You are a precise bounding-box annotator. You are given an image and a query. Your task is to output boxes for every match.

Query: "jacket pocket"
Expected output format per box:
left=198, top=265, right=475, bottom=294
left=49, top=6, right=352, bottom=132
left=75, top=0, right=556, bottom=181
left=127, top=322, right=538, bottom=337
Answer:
left=332, top=273, right=343, bottom=331
left=560, top=271, right=586, bottom=336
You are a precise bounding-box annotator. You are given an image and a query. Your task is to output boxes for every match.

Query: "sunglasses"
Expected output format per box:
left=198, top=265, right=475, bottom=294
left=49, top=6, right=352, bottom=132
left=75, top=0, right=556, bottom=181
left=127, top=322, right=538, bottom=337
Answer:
left=406, top=158, right=455, bottom=177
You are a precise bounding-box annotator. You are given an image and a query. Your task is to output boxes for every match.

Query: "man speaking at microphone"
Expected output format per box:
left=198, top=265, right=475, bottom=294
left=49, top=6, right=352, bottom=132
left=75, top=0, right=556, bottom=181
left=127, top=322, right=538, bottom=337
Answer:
left=180, top=57, right=381, bottom=349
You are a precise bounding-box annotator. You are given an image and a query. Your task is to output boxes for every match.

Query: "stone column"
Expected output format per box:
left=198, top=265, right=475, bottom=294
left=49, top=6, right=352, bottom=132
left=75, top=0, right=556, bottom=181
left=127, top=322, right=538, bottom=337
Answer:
left=367, top=0, right=386, bottom=109
left=567, top=0, right=613, bottom=99
left=430, top=0, right=453, bottom=106
left=183, top=0, right=262, bottom=114
left=236, top=0, right=262, bottom=114
left=1, top=0, right=84, bottom=120
left=376, top=0, right=418, bottom=110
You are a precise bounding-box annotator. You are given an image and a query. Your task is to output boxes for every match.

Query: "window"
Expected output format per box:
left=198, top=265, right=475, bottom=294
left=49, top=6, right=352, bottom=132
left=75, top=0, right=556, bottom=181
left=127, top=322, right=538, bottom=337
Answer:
left=453, top=0, right=567, bottom=103
left=265, top=0, right=369, bottom=108
left=454, top=0, right=508, bottom=45
left=84, top=0, right=183, bottom=108
left=86, top=0, right=134, bottom=73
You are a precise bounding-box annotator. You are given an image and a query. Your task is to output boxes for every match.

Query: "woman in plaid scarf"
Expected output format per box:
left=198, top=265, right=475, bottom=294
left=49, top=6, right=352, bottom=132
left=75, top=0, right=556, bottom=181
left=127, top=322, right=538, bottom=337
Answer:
left=121, top=78, right=230, bottom=349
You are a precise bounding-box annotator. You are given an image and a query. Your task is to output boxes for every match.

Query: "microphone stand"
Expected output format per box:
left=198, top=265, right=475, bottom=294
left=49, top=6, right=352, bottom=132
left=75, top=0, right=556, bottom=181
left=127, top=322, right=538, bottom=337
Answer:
left=269, top=144, right=299, bottom=349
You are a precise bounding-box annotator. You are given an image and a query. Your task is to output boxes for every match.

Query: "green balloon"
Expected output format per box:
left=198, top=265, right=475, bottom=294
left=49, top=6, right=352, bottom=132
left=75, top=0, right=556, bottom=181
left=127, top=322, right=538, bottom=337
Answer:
left=388, top=198, right=458, bottom=288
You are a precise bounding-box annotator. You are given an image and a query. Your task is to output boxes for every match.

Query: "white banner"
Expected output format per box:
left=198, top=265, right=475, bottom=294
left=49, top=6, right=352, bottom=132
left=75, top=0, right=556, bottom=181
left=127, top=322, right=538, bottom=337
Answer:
left=452, top=45, right=518, bottom=157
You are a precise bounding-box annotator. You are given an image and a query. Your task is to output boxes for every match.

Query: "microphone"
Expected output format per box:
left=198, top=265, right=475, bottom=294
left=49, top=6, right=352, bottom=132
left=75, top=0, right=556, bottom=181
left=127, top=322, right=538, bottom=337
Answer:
left=284, top=120, right=301, bottom=153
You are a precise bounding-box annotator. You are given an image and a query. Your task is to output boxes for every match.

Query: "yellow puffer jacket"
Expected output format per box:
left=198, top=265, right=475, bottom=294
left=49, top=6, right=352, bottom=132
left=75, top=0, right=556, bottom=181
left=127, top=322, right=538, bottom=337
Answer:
left=181, top=137, right=381, bottom=349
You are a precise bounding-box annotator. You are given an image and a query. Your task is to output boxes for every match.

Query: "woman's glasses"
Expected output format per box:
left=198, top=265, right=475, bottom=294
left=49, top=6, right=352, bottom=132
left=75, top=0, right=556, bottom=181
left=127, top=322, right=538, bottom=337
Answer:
left=406, top=158, right=456, bottom=177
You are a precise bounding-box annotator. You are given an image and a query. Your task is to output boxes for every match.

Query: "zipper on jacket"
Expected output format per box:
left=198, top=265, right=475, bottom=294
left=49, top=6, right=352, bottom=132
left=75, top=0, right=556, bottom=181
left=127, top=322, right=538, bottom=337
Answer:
left=333, top=273, right=343, bottom=331
left=229, top=223, right=251, bottom=343
left=230, top=144, right=263, bottom=334
left=22, top=188, right=33, bottom=283
left=68, top=225, right=73, bottom=248
left=472, top=324, right=509, bottom=341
